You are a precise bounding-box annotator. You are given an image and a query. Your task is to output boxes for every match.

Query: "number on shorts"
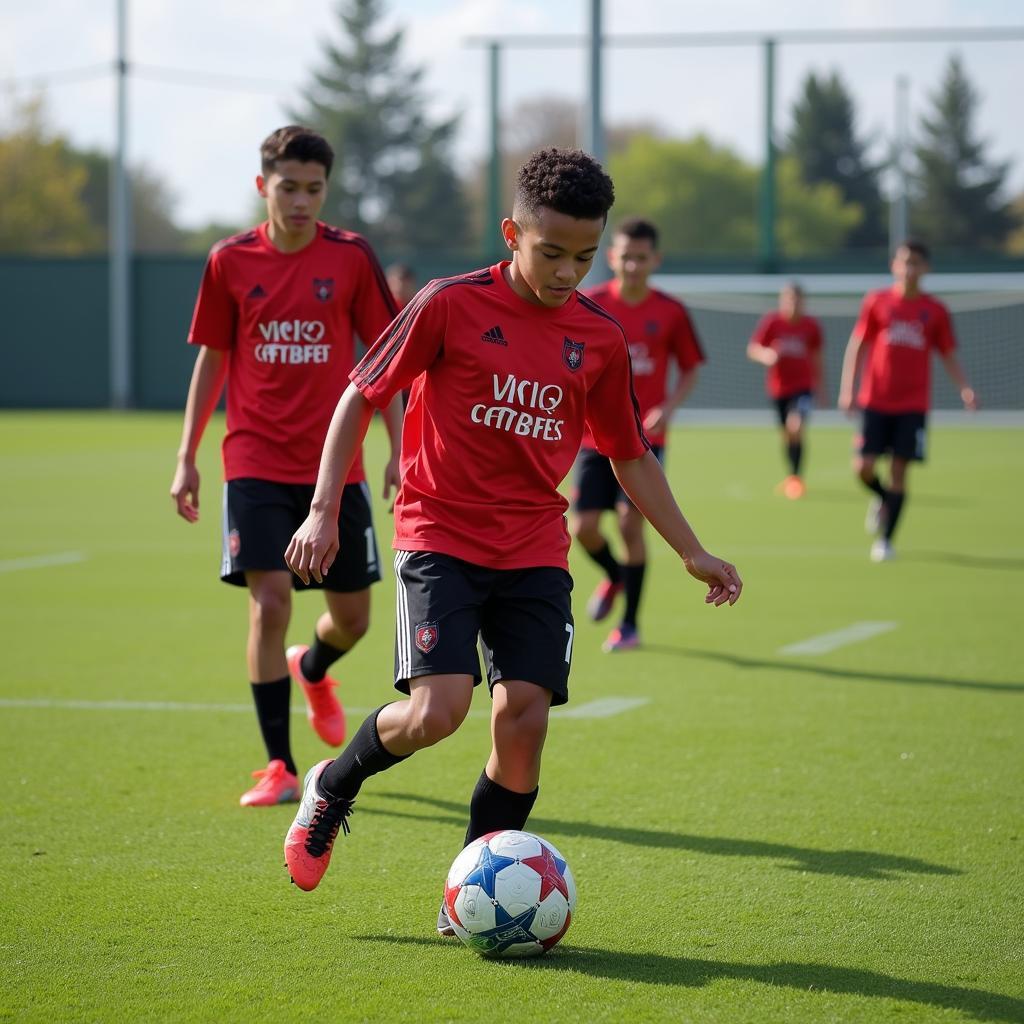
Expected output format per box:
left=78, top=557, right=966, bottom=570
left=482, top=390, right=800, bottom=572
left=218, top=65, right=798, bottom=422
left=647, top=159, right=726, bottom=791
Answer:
left=564, top=622, right=574, bottom=664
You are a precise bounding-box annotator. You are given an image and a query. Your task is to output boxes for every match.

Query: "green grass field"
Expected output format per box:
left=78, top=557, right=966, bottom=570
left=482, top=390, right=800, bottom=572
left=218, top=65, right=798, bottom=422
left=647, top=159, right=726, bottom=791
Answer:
left=2, top=412, right=1022, bottom=1024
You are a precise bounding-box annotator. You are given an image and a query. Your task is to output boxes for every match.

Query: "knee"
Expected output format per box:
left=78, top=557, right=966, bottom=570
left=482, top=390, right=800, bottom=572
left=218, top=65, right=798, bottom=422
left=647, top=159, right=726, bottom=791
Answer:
left=572, top=518, right=602, bottom=548
left=495, top=701, right=549, bottom=754
left=854, top=459, right=873, bottom=482
left=407, top=700, right=466, bottom=747
left=250, top=589, right=291, bottom=636
left=333, top=608, right=369, bottom=642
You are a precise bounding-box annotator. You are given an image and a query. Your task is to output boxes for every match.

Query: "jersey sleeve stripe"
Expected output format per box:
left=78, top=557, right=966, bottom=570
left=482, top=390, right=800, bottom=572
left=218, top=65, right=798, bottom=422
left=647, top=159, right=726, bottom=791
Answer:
left=354, top=270, right=494, bottom=388
left=576, top=293, right=652, bottom=452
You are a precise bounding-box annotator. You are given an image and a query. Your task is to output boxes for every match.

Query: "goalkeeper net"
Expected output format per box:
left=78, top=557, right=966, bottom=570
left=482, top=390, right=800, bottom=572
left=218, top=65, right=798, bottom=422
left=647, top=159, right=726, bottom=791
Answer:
left=653, top=272, right=1024, bottom=412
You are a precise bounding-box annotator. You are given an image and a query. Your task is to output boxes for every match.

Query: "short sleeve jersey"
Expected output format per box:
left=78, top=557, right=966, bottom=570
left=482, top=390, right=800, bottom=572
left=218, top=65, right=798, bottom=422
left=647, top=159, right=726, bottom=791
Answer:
left=188, top=221, right=396, bottom=484
left=581, top=281, right=706, bottom=446
left=853, top=287, right=956, bottom=413
left=750, top=312, right=823, bottom=399
left=351, top=263, right=650, bottom=571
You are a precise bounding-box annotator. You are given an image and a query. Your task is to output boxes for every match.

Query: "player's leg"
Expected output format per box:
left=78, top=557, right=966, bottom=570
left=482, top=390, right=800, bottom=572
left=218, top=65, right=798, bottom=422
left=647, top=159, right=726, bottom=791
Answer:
left=780, top=392, right=811, bottom=499
left=603, top=500, right=646, bottom=652
left=284, top=551, right=486, bottom=890
left=855, top=409, right=892, bottom=534
left=872, top=414, right=923, bottom=560
left=570, top=450, right=623, bottom=621
left=288, top=483, right=382, bottom=745
left=221, top=478, right=304, bottom=806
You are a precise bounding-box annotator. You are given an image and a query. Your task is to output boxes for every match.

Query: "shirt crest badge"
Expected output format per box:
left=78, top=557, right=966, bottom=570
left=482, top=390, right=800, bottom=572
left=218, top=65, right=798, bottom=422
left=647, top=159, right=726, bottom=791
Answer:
left=313, top=278, right=335, bottom=302
left=562, top=337, right=585, bottom=372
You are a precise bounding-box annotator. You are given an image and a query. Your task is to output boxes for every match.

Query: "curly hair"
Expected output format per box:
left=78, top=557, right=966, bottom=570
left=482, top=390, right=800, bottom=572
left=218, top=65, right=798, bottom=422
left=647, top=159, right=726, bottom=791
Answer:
left=513, top=147, right=615, bottom=224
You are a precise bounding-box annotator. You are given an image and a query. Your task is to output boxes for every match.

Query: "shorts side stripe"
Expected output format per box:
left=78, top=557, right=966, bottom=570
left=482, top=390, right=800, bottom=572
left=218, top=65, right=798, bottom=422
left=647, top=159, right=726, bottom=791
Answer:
left=394, top=551, right=413, bottom=678
left=220, top=485, right=231, bottom=577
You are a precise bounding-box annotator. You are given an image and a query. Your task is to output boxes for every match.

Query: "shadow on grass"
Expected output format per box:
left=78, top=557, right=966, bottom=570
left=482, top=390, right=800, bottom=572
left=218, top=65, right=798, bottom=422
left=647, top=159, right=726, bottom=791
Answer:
left=642, top=645, right=1024, bottom=695
left=903, top=550, right=1024, bottom=572
left=366, top=793, right=961, bottom=881
left=355, top=935, right=1021, bottom=1023
left=806, top=488, right=971, bottom=510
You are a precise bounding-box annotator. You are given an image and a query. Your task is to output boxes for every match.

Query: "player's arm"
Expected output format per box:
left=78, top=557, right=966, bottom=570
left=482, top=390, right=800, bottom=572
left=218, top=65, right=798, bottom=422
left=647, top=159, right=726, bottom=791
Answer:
left=747, top=340, right=777, bottom=367
left=939, top=352, right=978, bottom=411
left=170, top=346, right=228, bottom=522
left=837, top=333, right=867, bottom=412
left=610, top=451, right=741, bottom=607
left=286, top=383, right=376, bottom=584
left=380, top=395, right=404, bottom=505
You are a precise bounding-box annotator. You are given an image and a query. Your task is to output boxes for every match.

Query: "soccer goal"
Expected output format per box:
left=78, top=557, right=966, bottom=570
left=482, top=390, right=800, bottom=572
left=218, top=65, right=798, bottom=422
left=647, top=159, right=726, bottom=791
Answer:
left=653, top=272, right=1024, bottom=420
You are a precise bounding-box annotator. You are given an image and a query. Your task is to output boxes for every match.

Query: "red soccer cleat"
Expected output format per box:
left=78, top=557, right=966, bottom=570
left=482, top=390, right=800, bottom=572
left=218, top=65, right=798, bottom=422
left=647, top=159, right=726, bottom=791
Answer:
left=587, top=579, right=624, bottom=622
left=602, top=624, right=640, bottom=653
left=284, top=759, right=353, bottom=891
left=287, top=644, right=346, bottom=746
left=239, top=759, right=300, bottom=807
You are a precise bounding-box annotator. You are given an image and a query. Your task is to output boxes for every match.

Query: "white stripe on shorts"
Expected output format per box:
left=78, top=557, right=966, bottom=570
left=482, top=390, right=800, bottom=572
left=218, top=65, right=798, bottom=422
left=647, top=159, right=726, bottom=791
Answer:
left=393, top=551, right=413, bottom=679
left=220, top=484, right=231, bottom=577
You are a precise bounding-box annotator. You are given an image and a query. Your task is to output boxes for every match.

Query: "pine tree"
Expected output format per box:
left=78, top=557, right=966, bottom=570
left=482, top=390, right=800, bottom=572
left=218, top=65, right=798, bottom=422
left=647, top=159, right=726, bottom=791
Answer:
left=786, top=71, right=886, bottom=250
left=292, top=0, right=469, bottom=253
left=911, top=55, right=1017, bottom=250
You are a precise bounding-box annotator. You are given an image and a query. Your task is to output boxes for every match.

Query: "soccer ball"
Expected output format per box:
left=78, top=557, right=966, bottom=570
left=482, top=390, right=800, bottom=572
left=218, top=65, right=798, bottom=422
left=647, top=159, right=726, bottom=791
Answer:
left=443, top=829, right=576, bottom=958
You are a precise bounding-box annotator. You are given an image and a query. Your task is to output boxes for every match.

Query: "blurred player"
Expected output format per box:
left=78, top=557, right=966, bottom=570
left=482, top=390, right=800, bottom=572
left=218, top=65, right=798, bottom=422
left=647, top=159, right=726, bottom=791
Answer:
left=838, top=240, right=977, bottom=561
left=386, top=262, right=418, bottom=310
left=570, top=217, right=705, bottom=652
left=279, top=149, right=741, bottom=921
left=747, top=282, right=824, bottom=499
left=170, top=126, right=403, bottom=806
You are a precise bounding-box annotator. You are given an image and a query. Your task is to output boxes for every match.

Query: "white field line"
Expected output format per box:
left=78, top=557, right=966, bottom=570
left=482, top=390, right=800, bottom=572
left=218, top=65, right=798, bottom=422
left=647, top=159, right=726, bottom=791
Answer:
left=0, top=696, right=648, bottom=720
left=778, top=621, right=898, bottom=656
left=0, top=551, right=86, bottom=573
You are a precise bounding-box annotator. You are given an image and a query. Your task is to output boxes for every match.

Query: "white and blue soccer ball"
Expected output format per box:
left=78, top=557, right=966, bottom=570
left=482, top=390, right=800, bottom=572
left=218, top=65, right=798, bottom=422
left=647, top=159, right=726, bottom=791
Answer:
left=443, top=829, right=576, bottom=958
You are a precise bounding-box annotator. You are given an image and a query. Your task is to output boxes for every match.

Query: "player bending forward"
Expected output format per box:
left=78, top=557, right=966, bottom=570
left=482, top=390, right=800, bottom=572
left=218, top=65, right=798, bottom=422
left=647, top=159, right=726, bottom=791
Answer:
left=281, top=149, right=742, bottom=937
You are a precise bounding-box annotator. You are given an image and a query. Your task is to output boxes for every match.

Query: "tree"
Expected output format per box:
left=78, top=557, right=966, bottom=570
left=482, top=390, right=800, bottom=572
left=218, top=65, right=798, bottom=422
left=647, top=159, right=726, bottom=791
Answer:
left=292, top=0, right=469, bottom=253
left=786, top=71, right=886, bottom=249
left=0, top=95, right=98, bottom=254
left=911, top=55, right=1018, bottom=250
left=609, top=133, right=861, bottom=257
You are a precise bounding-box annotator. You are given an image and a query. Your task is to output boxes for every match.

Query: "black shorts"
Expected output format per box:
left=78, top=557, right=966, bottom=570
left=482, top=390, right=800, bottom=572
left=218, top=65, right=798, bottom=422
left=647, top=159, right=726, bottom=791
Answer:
left=392, top=551, right=575, bottom=706
left=774, top=390, right=814, bottom=426
left=221, top=478, right=382, bottom=592
left=858, top=409, right=928, bottom=462
left=572, top=445, right=665, bottom=512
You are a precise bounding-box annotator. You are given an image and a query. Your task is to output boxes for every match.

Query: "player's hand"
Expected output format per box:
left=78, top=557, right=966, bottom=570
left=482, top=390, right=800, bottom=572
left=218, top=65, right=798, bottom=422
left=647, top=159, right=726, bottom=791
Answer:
left=684, top=549, right=742, bottom=607
left=382, top=455, right=401, bottom=514
left=961, top=387, right=978, bottom=412
left=837, top=391, right=855, bottom=415
left=170, top=459, right=201, bottom=523
left=285, top=512, right=340, bottom=585
left=643, top=405, right=670, bottom=435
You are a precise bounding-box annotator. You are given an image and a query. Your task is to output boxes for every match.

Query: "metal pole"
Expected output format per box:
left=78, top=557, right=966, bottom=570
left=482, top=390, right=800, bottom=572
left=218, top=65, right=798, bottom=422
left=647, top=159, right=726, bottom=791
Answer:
left=110, top=0, right=132, bottom=407
left=585, top=0, right=611, bottom=282
left=758, top=37, right=777, bottom=272
left=889, top=75, right=910, bottom=252
left=486, top=42, right=501, bottom=261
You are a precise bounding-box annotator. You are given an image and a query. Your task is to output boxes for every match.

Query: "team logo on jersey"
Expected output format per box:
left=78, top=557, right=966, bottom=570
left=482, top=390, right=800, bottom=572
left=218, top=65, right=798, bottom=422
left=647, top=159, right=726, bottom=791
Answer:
left=562, top=337, right=585, bottom=372
left=313, top=277, right=335, bottom=302
left=228, top=529, right=241, bottom=558
left=481, top=325, right=508, bottom=346
left=414, top=621, right=439, bottom=654
left=645, top=320, right=659, bottom=335
left=247, top=284, right=267, bottom=300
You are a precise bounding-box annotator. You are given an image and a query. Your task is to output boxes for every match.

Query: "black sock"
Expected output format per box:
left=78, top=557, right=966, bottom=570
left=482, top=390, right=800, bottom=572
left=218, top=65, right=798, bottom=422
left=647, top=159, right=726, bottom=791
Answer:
left=300, top=636, right=347, bottom=683
left=250, top=677, right=295, bottom=775
left=318, top=705, right=407, bottom=802
left=863, top=474, right=889, bottom=501
left=884, top=491, right=906, bottom=541
left=585, top=541, right=621, bottom=585
left=786, top=442, right=803, bottom=476
left=464, top=771, right=539, bottom=846
left=621, top=563, right=647, bottom=629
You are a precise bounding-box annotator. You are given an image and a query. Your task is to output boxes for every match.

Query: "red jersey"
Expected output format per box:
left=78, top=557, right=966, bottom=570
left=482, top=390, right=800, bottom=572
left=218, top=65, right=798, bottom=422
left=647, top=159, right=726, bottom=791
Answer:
left=351, top=263, right=650, bottom=571
left=581, top=281, right=705, bottom=446
left=853, top=287, right=956, bottom=413
left=188, top=221, right=396, bottom=484
left=751, top=312, right=823, bottom=399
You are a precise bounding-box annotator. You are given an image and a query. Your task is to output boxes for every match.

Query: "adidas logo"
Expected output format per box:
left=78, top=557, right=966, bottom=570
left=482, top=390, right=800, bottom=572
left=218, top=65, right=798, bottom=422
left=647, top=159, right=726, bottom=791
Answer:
left=481, top=325, right=507, bottom=346
left=248, top=284, right=268, bottom=299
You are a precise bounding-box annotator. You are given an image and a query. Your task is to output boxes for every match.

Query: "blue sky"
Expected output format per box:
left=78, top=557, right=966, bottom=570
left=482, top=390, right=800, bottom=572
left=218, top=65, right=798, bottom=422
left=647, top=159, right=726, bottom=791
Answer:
left=3, top=0, right=1022, bottom=228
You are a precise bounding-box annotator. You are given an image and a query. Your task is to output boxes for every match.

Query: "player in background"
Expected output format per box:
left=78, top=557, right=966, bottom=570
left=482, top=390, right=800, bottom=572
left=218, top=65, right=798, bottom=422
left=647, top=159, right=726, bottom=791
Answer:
left=170, top=126, right=403, bottom=807
left=838, top=240, right=977, bottom=561
left=279, top=150, right=742, bottom=926
left=386, top=263, right=418, bottom=310
left=747, top=282, right=824, bottom=500
left=570, top=217, right=705, bottom=652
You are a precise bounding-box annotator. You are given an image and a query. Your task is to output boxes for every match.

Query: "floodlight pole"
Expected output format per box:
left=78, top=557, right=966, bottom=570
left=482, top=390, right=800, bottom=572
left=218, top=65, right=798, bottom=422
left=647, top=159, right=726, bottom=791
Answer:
left=110, top=0, right=133, bottom=408
left=486, top=42, right=502, bottom=261
left=584, top=0, right=610, bottom=283
left=758, top=37, right=777, bottom=272
left=889, top=75, right=910, bottom=253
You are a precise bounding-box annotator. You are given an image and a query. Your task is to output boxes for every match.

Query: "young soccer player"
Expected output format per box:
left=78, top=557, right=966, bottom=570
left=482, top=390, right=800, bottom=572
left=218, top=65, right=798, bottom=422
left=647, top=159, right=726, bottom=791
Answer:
left=170, top=126, right=403, bottom=806
left=838, top=240, right=977, bottom=561
left=385, top=262, right=418, bottom=310
left=747, top=282, right=824, bottom=499
left=569, top=217, right=705, bottom=652
left=279, top=149, right=742, bottom=930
